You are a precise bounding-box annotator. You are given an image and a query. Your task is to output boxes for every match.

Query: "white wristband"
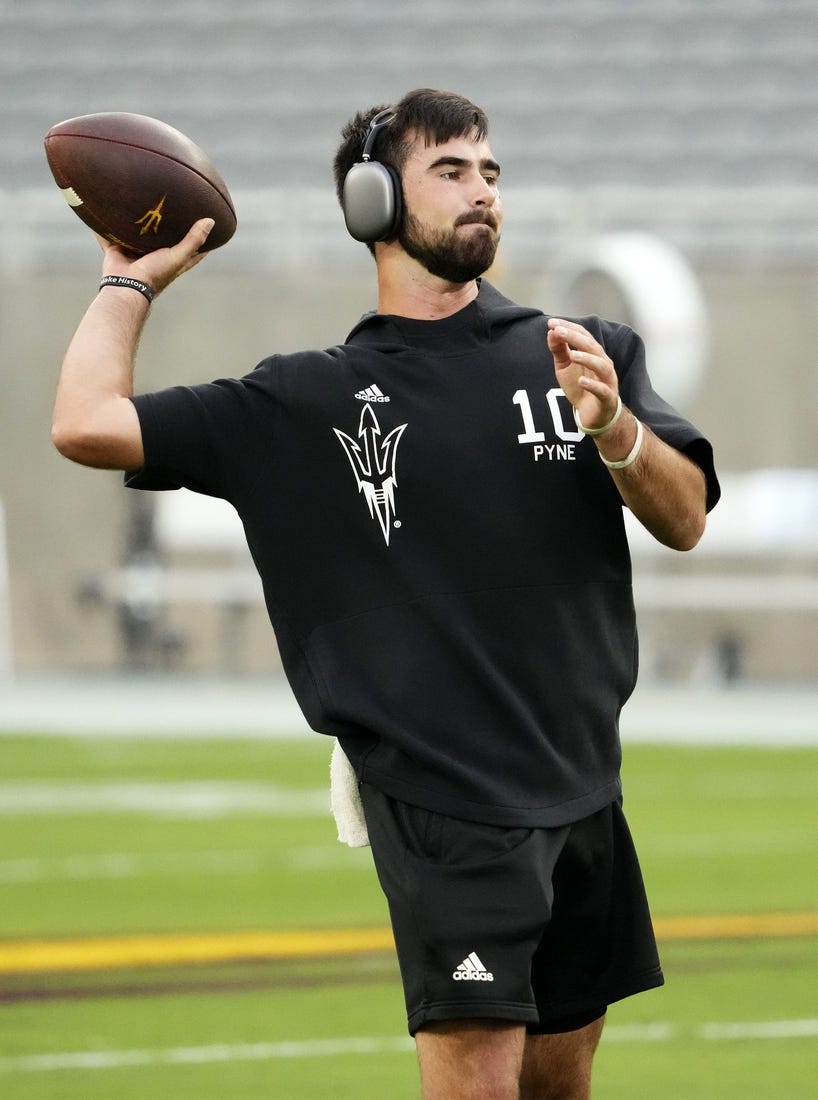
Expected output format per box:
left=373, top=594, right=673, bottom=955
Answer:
left=600, top=418, right=644, bottom=470
left=573, top=395, right=622, bottom=436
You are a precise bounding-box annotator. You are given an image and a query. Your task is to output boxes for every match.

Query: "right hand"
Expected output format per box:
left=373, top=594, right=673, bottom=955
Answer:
left=97, top=217, right=215, bottom=297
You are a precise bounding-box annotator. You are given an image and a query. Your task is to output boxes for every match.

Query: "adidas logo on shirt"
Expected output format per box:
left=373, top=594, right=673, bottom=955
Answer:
left=355, top=384, right=390, bottom=403
left=452, top=952, right=494, bottom=982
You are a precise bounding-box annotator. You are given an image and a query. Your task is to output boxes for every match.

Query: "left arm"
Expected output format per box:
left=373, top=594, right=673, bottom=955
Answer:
left=547, top=318, right=707, bottom=551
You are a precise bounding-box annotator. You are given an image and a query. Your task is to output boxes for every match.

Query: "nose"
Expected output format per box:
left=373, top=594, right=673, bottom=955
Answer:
left=470, top=171, right=500, bottom=214
left=474, top=177, right=497, bottom=207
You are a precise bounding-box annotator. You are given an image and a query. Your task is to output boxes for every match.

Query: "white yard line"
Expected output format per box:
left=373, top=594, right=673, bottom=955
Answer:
left=0, top=1036, right=415, bottom=1074
left=698, top=1019, right=818, bottom=1041
left=643, top=832, right=817, bottom=858
left=0, top=845, right=368, bottom=884
left=0, top=781, right=328, bottom=818
left=0, top=1021, right=816, bottom=1073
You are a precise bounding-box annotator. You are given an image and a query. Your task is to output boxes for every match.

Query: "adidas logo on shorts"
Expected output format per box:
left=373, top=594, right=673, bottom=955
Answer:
left=452, top=951, right=494, bottom=982
left=354, top=383, right=390, bottom=403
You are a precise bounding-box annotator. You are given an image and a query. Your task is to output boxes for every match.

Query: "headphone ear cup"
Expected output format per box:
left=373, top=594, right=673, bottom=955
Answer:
left=342, top=160, right=402, bottom=243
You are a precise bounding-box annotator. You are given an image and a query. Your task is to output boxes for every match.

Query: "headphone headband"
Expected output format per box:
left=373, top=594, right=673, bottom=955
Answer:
left=361, top=108, right=395, bottom=162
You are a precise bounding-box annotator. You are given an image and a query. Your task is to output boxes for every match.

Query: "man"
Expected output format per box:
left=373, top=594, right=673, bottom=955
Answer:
left=53, top=88, right=719, bottom=1099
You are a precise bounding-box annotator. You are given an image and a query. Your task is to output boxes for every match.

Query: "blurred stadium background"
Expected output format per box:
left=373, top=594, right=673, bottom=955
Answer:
left=0, top=0, right=816, bottom=688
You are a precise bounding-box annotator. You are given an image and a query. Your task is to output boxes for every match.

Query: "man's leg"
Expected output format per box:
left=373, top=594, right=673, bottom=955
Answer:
left=519, top=1015, right=606, bottom=1100
left=415, top=1020, right=526, bottom=1100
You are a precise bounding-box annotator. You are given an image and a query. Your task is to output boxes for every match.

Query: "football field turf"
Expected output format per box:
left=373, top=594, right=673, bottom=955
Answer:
left=0, top=730, right=815, bottom=1098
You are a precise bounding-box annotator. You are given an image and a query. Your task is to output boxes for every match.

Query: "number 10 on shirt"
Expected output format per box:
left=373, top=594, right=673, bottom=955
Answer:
left=513, top=388, right=584, bottom=447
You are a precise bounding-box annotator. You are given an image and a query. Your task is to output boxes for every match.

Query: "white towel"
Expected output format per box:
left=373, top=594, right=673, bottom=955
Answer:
left=330, top=739, right=370, bottom=847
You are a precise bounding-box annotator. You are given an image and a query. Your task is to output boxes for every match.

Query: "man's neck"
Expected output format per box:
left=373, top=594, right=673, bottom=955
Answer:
left=375, top=248, right=480, bottom=320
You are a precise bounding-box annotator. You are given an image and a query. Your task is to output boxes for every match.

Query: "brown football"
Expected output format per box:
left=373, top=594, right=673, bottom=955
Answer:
left=44, top=112, right=236, bottom=254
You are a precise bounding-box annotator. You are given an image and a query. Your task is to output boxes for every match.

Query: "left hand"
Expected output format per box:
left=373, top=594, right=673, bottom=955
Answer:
left=547, top=318, right=619, bottom=431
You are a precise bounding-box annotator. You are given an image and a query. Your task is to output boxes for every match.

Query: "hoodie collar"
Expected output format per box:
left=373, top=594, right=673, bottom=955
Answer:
left=345, top=280, right=542, bottom=348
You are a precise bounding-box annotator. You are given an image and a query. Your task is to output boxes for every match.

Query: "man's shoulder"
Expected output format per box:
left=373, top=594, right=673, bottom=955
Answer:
left=562, top=313, right=638, bottom=345
left=249, top=344, right=367, bottom=378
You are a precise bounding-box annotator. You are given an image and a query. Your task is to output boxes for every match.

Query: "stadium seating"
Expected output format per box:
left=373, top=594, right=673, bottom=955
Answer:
left=2, top=0, right=816, bottom=264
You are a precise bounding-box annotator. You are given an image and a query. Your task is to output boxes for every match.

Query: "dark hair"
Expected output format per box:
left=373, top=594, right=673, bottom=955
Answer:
left=333, top=88, right=490, bottom=209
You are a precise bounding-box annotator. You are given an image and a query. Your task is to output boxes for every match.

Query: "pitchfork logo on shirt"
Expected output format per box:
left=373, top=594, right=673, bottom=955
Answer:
left=334, top=402, right=408, bottom=545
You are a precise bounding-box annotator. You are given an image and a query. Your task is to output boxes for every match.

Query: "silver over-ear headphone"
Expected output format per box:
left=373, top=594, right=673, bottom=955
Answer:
left=341, top=108, right=403, bottom=243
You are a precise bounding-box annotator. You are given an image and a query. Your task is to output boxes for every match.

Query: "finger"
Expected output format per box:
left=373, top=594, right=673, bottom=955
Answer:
left=565, top=348, right=614, bottom=381
left=128, top=219, right=213, bottom=286
left=183, top=217, right=215, bottom=254
left=549, top=338, right=610, bottom=379
left=577, top=373, right=614, bottom=400
left=546, top=327, right=572, bottom=366
left=548, top=318, right=603, bottom=355
left=151, top=219, right=210, bottom=267
left=548, top=318, right=591, bottom=337
left=549, top=324, right=615, bottom=386
left=94, top=232, right=139, bottom=263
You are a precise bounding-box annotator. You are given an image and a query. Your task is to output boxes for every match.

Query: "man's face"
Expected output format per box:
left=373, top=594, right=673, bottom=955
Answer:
left=396, top=131, right=503, bottom=284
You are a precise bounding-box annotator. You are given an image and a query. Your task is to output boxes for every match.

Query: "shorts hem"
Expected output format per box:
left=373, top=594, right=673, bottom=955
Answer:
left=534, top=963, right=665, bottom=1030
left=408, top=1000, right=539, bottom=1037
left=527, top=1005, right=608, bottom=1035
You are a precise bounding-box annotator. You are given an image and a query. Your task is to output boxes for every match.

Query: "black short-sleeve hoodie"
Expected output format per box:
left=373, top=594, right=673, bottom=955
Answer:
left=127, top=281, right=719, bottom=826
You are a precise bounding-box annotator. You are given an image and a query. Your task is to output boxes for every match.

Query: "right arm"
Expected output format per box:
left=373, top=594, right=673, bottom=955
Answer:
left=52, top=218, right=214, bottom=471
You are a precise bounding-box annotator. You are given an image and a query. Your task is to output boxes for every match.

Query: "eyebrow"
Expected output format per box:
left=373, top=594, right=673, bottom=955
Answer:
left=427, top=155, right=501, bottom=177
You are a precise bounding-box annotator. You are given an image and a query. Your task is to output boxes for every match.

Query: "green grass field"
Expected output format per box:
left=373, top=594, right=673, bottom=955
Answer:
left=0, top=730, right=816, bottom=1098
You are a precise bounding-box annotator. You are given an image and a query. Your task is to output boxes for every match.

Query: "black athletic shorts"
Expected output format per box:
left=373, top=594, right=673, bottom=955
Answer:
left=359, top=784, right=664, bottom=1036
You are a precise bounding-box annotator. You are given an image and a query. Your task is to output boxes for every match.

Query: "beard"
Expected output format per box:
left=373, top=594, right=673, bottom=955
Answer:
left=398, top=209, right=500, bottom=284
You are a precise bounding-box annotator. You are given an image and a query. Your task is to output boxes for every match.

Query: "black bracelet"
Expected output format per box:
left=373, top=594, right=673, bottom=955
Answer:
left=99, top=275, right=155, bottom=304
